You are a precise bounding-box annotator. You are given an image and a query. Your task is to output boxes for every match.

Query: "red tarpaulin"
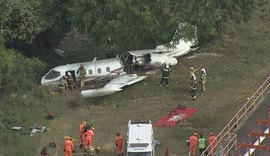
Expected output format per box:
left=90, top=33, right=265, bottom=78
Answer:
left=154, top=106, right=198, bottom=127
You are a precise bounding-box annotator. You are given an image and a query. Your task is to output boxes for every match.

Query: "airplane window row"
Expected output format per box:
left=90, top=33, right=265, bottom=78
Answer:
left=88, top=67, right=111, bottom=75
left=45, top=67, right=112, bottom=80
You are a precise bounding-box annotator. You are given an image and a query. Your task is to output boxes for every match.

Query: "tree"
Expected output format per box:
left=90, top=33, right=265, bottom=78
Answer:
left=0, top=0, right=254, bottom=57
left=0, top=0, right=70, bottom=49
left=67, top=0, right=253, bottom=54
left=185, top=0, right=254, bottom=43
left=67, top=0, right=191, bottom=55
left=0, top=0, right=47, bottom=44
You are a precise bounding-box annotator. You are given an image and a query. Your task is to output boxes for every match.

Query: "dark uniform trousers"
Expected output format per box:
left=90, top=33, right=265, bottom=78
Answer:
left=160, top=68, right=170, bottom=86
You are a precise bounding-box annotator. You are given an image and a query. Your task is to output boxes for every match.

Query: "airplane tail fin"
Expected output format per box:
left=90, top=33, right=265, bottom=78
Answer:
left=171, top=23, right=198, bottom=48
left=155, top=23, right=198, bottom=58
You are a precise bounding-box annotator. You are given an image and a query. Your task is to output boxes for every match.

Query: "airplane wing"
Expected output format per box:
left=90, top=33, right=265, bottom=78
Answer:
left=127, top=49, right=161, bottom=57
left=81, top=74, right=147, bottom=97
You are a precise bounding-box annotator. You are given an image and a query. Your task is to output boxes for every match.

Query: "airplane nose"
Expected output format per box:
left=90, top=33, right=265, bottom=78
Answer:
left=41, top=77, right=45, bottom=85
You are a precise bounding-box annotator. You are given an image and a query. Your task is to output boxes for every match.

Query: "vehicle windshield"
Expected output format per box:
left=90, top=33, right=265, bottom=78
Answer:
left=127, top=152, right=151, bottom=156
left=45, top=70, right=61, bottom=80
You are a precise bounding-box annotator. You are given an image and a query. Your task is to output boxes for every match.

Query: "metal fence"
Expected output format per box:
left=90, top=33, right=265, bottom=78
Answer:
left=201, top=76, right=270, bottom=156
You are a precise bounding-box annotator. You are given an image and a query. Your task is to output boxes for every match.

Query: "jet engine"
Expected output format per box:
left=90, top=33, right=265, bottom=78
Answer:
left=144, top=53, right=177, bottom=67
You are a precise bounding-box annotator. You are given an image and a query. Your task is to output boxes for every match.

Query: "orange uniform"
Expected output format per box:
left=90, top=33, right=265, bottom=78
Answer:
left=78, top=122, right=86, bottom=145
left=64, top=138, right=74, bottom=156
left=84, top=129, right=94, bottom=150
left=209, top=132, right=217, bottom=156
left=189, top=133, right=198, bottom=156
left=115, top=133, right=124, bottom=155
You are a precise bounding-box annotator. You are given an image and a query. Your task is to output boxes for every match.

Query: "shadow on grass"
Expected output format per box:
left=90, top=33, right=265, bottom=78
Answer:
left=67, top=100, right=81, bottom=108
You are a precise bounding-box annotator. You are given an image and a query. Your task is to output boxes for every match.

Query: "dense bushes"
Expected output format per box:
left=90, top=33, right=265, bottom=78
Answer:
left=0, top=48, right=46, bottom=95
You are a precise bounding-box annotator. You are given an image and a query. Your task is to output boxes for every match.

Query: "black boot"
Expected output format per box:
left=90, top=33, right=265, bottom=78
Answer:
left=80, top=144, right=84, bottom=148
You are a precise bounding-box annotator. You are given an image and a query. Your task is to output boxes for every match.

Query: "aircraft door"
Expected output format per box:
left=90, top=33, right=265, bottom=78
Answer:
left=66, top=70, right=77, bottom=83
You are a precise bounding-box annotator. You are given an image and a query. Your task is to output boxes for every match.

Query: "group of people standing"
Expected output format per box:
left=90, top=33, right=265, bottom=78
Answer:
left=78, top=121, right=96, bottom=154
left=76, top=121, right=124, bottom=156
left=189, top=66, right=207, bottom=100
left=188, top=132, right=217, bottom=156
left=159, top=64, right=207, bottom=100
left=59, top=64, right=87, bottom=93
left=61, top=121, right=97, bottom=156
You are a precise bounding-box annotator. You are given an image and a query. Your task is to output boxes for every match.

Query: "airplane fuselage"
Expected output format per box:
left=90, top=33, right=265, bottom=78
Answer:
left=41, top=57, right=124, bottom=88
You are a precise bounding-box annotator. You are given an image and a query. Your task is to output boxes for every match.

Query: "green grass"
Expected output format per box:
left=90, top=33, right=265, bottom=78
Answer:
left=1, top=3, right=270, bottom=156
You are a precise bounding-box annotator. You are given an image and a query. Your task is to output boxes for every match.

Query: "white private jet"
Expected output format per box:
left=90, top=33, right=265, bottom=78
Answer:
left=41, top=57, right=123, bottom=87
left=41, top=56, right=149, bottom=97
left=41, top=23, right=198, bottom=97
left=125, top=23, right=198, bottom=67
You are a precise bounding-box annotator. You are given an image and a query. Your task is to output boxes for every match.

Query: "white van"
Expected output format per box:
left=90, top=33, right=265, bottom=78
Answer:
left=125, top=120, right=156, bottom=156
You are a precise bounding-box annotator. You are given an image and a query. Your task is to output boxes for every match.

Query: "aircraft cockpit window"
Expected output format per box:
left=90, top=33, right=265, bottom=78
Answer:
left=97, top=68, right=101, bottom=74
left=45, top=70, right=60, bottom=79
left=106, top=67, right=110, bottom=72
left=88, top=69, right=93, bottom=75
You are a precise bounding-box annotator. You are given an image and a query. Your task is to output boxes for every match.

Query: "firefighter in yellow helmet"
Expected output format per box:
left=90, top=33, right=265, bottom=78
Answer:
left=189, top=67, right=198, bottom=78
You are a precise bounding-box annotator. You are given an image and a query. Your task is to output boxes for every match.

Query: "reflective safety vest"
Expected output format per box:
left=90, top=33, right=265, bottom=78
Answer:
left=199, top=138, right=206, bottom=149
left=162, top=68, right=170, bottom=78
left=200, top=73, right=206, bottom=83
left=190, top=81, right=197, bottom=90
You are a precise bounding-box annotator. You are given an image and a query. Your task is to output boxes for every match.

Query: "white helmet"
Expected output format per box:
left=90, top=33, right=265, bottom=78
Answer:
left=201, top=68, right=206, bottom=74
left=191, top=74, right=197, bottom=80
